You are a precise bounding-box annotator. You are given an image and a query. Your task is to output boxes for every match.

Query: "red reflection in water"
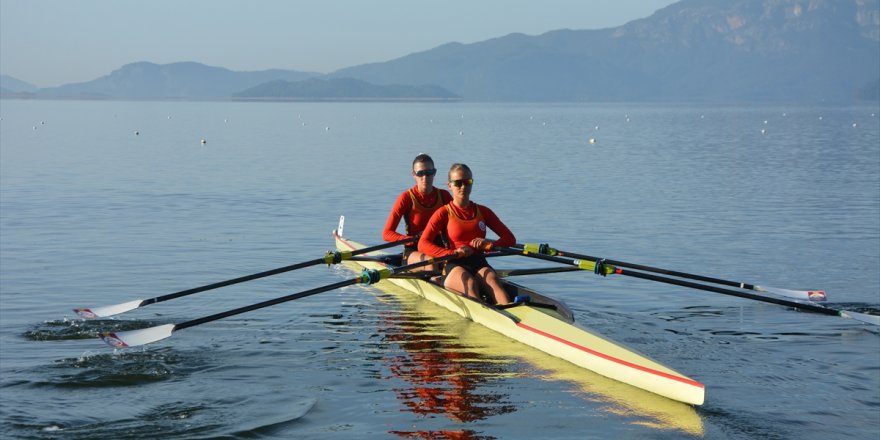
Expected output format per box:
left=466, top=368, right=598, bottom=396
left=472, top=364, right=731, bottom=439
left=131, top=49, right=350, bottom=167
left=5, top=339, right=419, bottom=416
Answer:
left=377, top=311, right=515, bottom=435
left=388, top=428, right=494, bottom=439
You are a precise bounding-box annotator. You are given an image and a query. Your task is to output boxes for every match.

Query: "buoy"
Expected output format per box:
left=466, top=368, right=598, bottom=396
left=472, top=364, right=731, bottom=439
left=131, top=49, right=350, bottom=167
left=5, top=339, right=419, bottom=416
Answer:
left=325, top=126, right=330, bottom=131
left=852, top=123, right=857, bottom=128
left=200, top=139, right=206, bottom=144
left=135, top=130, right=139, bottom=135
left=761, top=128, right=766, bottom=134
left=588, top=138, right=596, bottom=144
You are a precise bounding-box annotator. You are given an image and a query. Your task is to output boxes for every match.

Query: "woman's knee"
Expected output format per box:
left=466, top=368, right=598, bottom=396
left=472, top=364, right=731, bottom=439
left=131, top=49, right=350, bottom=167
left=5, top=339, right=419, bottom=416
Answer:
left=407, top=251, right=434, bottom=270
left=444, top=267, right=477, bottom=298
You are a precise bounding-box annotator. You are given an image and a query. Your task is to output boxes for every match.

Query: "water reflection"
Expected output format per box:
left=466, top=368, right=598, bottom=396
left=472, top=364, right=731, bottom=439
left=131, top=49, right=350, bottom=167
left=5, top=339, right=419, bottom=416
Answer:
left=387, top=428, right=494, bottom=440
left=378, top=311, right=516, bottom=424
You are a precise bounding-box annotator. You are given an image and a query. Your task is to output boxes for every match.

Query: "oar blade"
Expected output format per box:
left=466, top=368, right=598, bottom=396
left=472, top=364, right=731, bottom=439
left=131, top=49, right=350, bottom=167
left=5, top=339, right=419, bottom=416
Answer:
left=757, top=286, right=827, bottom=302
left=840, top=310, right=880, bottom=326
left=100, top=324, right=175, bottom=348
left=74, top=299, right=145, bottom=319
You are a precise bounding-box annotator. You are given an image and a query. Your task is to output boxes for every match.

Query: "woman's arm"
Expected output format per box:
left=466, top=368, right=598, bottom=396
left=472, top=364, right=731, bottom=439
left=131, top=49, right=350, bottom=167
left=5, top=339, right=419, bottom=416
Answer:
left=382, top=192, right=412, bottom=242
left=418, top=209, right=456, bottom=256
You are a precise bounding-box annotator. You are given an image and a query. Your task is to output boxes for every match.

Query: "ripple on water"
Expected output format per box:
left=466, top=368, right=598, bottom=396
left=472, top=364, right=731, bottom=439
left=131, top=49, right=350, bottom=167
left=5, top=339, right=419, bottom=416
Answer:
left=31, top=347, right=204, bottom=388
left=8, top=394, right=317, bottom=440
left=23, top=318, right=168, bottom=341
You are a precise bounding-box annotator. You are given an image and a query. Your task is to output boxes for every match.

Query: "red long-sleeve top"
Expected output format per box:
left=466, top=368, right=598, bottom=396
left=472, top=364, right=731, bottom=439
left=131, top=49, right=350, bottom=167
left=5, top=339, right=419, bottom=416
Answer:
left=383, top=186, right=453, bottom=243
left=418, top=202, right=515, bottom=257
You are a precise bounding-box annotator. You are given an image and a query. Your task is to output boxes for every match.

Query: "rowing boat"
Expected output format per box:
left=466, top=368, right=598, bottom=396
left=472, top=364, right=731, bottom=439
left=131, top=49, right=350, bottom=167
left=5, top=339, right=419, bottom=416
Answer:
left=334, top=230, right=705, bottom=406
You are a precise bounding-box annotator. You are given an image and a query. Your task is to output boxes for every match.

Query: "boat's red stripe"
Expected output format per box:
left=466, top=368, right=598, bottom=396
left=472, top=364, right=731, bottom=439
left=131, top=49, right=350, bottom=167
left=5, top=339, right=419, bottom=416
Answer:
left=338, top=235, right=356, bottom=250
left=338, top=235, right=703, bottom=390
left=516, top=322, right=705, bottom=389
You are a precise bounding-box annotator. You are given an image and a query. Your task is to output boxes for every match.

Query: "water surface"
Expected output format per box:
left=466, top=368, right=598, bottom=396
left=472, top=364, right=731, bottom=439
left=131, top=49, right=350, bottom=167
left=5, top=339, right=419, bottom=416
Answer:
left=1, top=99, right=878, bottom=439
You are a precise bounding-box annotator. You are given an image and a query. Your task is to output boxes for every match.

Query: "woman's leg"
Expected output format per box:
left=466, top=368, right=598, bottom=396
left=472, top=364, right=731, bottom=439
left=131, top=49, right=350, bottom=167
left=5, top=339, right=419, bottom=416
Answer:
left=406, top=250, right=436, bottom=271
left=444, top=266, right=480, bottom=300
left=476, top=267, right=510, bottom=305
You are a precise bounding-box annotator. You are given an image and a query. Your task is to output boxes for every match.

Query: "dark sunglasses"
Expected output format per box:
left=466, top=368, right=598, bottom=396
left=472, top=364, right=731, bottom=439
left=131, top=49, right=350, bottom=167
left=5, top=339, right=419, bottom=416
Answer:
left=450, top=178, right=473, bottom=188
left=414, top=168, right=437, bottom=177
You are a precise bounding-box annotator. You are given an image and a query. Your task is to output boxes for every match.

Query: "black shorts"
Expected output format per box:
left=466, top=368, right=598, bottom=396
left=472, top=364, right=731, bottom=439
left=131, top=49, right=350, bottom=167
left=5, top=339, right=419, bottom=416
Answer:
left=442, top=254, right=491, bottom=280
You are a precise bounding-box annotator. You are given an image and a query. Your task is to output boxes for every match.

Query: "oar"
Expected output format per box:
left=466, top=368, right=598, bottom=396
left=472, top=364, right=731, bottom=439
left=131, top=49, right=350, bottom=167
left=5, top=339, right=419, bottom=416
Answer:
left=99, top=253, right=461, bottom=348
left=74, top=237, right=413, bottom=319
left=496, top=266, right=583, bottom=277
left=518, top=244, right=827, bottom=302
left=498, top=247, right=880, bottom=326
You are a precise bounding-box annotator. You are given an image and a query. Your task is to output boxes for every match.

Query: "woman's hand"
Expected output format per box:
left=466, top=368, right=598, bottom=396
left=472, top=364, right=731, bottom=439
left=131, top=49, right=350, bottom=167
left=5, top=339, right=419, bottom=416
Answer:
left=469, top=238, right=494, bottom=251
left=455, top=246, right=475, bottom=258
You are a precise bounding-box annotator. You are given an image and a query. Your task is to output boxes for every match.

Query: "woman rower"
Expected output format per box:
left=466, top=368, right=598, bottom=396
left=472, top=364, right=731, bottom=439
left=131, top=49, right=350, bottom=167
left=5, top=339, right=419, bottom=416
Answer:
left=382, top=153, right=453, bottom=269
left=418, top=163, right=516, bottom=305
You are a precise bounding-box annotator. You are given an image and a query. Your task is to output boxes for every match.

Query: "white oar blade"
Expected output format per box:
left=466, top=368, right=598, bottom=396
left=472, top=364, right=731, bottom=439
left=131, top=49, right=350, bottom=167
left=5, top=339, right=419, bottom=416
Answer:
left=840, top=311, right=880, bottom=326
left=74, top=299, right=145, bottom=319
left=757, top=286, right=827, bottom=302
left=100, top=324, right=175, bottom=348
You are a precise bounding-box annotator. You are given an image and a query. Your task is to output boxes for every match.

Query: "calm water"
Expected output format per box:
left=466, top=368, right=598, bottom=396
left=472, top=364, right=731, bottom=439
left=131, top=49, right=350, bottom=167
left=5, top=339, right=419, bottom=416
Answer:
left=1, top=99, right=878, bottom=439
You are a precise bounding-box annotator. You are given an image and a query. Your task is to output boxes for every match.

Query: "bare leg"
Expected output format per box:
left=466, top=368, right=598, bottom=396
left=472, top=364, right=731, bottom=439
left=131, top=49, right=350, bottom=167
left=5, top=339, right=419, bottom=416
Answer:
left=406, top=250, right=436, bottom=271
left=476, top=267, right=510, bottom=305
left=444, top=266, right=480, bottom=300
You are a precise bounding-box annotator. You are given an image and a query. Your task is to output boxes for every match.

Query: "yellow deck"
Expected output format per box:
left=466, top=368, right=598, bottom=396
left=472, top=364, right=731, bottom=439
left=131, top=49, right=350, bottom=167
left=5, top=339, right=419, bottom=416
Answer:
left=335, top=233, right=705, bottom=406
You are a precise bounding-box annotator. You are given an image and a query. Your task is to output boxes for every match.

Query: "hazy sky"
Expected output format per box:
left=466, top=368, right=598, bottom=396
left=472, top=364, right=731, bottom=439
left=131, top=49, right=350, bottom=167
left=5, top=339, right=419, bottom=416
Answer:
left=1, top=0, right=677, bottom=88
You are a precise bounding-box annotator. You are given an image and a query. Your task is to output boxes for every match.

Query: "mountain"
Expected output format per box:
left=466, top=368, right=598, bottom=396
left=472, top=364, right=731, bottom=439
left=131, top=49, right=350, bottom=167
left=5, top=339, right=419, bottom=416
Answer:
left=0, top=75, right=38, bottom=93
left=331, top=0, right=880, bottom=103
left=36, top=62, right=320, bottom=99
left=234, top=77, right=459, bottom=101
left=6, top=0, right=878, bottom=103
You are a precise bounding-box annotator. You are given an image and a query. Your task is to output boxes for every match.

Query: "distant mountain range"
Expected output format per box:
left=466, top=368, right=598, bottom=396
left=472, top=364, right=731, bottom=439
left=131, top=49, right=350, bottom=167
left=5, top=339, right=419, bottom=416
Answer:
left=2, top=0, right=878, bottom=103
left=32, top=62, right=321, bottom=99
left=234, top=77, right=460, bottom=101
left=0, top=75, right=37, bottom=94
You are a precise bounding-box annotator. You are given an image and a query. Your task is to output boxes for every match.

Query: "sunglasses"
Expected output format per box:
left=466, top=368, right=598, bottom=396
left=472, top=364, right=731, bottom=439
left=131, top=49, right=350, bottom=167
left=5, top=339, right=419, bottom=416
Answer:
left=449, top=178, right=473, bottom=188
left=414, top=168, right=437, bottom=177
